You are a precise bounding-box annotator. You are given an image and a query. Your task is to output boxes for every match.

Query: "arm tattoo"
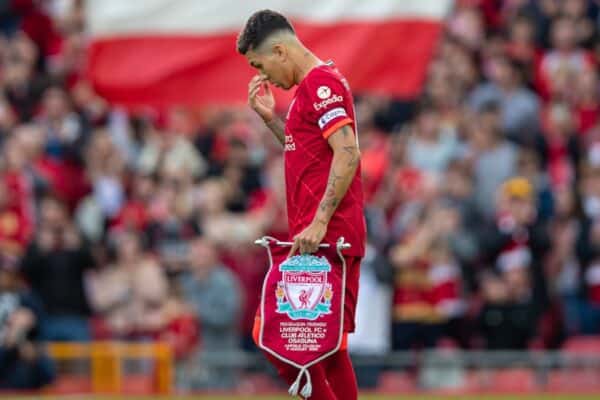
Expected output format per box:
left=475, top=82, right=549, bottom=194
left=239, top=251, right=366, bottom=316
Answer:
left=320, top=172, right=342, bottom=211
left=320, top=196, right=339, bottom=212
left=342, top=145, right=359, bottom=167
left=314, top=125, right=361, bottom=223
left=328, top=172, right=343, bottom=186
left=341, top=125, right=352, bottom=137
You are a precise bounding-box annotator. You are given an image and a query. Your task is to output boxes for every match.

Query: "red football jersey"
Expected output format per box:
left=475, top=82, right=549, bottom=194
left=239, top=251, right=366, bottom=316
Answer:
left=283, top=62, right=365, bottom=257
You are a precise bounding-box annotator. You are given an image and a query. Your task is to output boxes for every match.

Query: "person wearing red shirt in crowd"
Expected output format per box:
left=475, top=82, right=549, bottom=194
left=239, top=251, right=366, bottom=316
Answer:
left=574, top=70, right=600, bottom=135
left=537, top=16, right=594, bottom=100
left=237, top=9, right=365, bottom=400
left=0, top=179, right=30, bottom=256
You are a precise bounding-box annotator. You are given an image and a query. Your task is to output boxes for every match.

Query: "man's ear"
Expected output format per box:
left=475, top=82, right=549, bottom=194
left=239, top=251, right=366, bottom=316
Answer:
left=273, top=43, right=287, bottom=61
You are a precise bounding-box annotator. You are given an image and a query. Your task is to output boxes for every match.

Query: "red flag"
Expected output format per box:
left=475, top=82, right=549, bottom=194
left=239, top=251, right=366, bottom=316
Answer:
left=85, top=0, right=452, bottom=110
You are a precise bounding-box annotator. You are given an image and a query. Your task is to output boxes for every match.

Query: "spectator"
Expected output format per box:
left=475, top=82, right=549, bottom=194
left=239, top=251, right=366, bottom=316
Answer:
left=406, top=103, right=461, bottom=174
left=0, top=173, right=30, bottom=257
left=3, top=44, right=44, bottom=122
left=575, top=162, right=600, bottom=333
left=36, top=86, right=88, bottom=162
left=478, top=268, right=538, bottom=349
left=468, top=55, right=541, bottom=145
left=196, top=178, right=265, bottom=246
left=467, top=102, right=518, bottom=219
left=0, top=258, right=54, bottom=389
left=177, top=237, right=242, bottom=390
left=538, top=101, right=581, bottom=188
left=146, top=168, right=199, bottom=274
left=505, top=14, right=539, bottom=79
left=20, top=195, right=94, bottom=341
left=109, top=172, right=155, bottom=234
left=479, top=177, right=552, bottom=343
left=537, top=16, right=594, bottom=100
left=87, top=230, right=175, bottom=339
left=389, top=202, right=465, bottom=350
left=137, top=108, right=207, bottom=180
left=546, top=186, right=583, bottom=335
left=561, top=0, right=596, bottom=47
left=74, top=129, right=127, bottom=239
left=573, top=69, right=600, bottom=136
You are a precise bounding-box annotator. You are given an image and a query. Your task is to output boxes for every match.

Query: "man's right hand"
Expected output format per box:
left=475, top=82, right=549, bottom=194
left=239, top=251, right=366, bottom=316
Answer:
left=248, top=75, right=276, bottom=122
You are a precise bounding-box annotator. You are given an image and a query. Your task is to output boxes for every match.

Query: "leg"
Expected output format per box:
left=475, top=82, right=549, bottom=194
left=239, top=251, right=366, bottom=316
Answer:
left=262, top=351, right=337, bottom=400
left=323, top=349, right=358, bottom=400
left=422, top=323, right=442, bottom=348
left=0, top=355, right=54, bottom=389
left=319, top=255, right=359, bottom=398
left=392, top=322, right=420, bottom=350
left=350, top=353, right=381, bottom=389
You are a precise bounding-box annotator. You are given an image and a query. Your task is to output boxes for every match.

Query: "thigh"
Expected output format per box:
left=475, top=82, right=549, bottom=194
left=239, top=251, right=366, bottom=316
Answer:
left=581, top=302, right=600, bottom=334
left=41, top=317, right=90, bottom=341
left=421, top=323, right=443, bottom=348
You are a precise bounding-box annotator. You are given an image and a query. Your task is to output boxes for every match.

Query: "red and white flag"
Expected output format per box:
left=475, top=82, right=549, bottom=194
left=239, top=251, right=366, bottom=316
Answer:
left=85, top=0, right=452, bottom=109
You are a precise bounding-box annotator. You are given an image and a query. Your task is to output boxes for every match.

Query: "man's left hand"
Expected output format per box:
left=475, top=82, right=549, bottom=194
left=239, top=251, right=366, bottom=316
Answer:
left=289, top=219, right=327, bottom=257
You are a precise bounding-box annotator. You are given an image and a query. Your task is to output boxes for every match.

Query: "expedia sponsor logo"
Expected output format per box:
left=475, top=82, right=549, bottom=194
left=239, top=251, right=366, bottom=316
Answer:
left=313, top=95, right=343, bottom=111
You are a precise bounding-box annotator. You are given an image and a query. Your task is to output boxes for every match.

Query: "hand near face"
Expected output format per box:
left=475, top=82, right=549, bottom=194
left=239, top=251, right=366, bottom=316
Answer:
left=248, top=75, right=276, bottom=122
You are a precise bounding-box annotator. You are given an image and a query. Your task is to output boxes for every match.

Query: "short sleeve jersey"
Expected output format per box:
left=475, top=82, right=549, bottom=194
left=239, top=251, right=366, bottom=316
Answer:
left=283, top=62, right=366, bottom=257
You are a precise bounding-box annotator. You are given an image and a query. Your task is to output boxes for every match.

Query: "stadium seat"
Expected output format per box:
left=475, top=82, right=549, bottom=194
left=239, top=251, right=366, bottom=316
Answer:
left=467, top=368, right=537, bottom=393
left=437, top=337, right=459, bottom=349
left=48, top=376, right=92, bottom=394
left=121, top=374, right=154, bottom=394
left=563, top=336, right=600, bottom=353
left=546, top=370, right=600, bottom=392
left=237, top=373, right=282, bottom=394
left=377, top=371, right=416, bottom=393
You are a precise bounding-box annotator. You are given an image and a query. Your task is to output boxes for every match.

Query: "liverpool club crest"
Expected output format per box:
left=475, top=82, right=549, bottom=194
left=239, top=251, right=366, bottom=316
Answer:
left=275, top=254, right=333, bottom=320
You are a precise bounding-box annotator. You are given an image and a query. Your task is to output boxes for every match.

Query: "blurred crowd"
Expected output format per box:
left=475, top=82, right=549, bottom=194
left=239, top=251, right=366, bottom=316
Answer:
left=3, top=0, right=600, bottom=392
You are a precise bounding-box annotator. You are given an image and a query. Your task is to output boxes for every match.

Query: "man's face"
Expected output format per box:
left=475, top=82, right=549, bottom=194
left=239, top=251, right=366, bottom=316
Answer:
left=552, top=19, right=576, bottom=50
left=189, top=239, right=217, bottom=275
left=491, top=58, right=513, bottom=87
left=40, top=198, right=68, bottom=227
left=245, top=47, right=293, bottom=89
left=506, top=196, right=535, bottom=225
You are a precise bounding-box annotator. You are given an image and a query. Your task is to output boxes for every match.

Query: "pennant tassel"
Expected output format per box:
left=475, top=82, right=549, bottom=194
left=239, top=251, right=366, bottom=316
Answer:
left=288, top=367, right=312, bottom=398
left=288, top=367, right=304, bottom=396
left=300, top=368, right=313, bottom=398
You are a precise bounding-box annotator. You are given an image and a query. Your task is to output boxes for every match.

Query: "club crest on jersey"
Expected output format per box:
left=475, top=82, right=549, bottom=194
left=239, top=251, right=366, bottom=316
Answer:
left=275, top=254, right=333, bottom=320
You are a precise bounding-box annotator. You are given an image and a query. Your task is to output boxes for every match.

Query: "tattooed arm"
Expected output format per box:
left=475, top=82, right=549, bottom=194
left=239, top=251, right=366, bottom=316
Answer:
left=289, top=124, right=360, bottom=255
left=314, top=124, right=360, bottom=225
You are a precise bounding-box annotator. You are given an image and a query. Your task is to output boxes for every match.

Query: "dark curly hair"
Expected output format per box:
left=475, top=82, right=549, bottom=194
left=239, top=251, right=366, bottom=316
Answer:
left=237, top=9, right=295, bottom=55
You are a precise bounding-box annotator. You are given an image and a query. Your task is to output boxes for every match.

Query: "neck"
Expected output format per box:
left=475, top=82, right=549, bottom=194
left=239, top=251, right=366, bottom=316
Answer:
left=499, top=80, right=516, bottom=91
left=292, top=46, right=323, bottom=85
left=194, top=266, right=214, bottom=281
